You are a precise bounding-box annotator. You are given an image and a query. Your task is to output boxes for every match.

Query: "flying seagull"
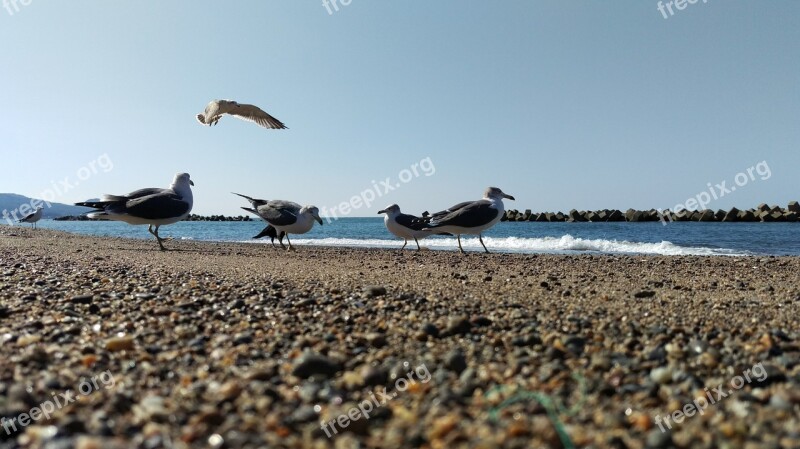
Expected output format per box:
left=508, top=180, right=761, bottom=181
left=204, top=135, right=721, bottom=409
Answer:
left=378, top=204, right=449, bottom=251
left=19, top=206, right=44, bottom=229
left=233, top=193, right=322, bottom=250
left=75, top=173, right=194, bottom=251
left=196, top=100, right=287, bottom=130
left=422, top=187, right=515, bottom=253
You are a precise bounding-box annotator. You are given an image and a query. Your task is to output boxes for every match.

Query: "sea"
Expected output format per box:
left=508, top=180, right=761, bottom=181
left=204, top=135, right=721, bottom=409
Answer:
left=23, top=219, right=800, bottom=256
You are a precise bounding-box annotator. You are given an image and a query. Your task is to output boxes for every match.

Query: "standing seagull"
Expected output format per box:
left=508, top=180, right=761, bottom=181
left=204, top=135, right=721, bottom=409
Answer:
left=422, top=187, right=515, bottom=254
left=196, top=100, right=287, bottom=130
left=19, top=206, right=44, bottom=229
left=75, top=173, right=194, bottom=251
left=378, top=204, right=446, bottom=251
left=233, top=193, right=322, bottom=250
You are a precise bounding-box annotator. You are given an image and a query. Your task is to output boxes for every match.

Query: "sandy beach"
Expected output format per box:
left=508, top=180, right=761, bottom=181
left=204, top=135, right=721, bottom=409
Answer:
left=1, top=227, right=799, bottom=449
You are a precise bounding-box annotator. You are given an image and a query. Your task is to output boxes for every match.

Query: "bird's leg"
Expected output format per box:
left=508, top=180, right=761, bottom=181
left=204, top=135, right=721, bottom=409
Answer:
left=278, top=234, right=287, bottom=250
left=457, top=235, right=465, bottom=254
left=153, top=225, right=167, bottom=251
left=414, top=238, right=421, bottom=251
left=479, top=234, right=490, bottom=253
left=285, top=234, right=293, bottom=251
left=401, top=240, right=407, bottom=250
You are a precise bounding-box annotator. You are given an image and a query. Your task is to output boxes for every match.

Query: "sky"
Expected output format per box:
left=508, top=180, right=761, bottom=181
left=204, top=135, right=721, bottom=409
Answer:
left=1, top=1, right=798, bottom=217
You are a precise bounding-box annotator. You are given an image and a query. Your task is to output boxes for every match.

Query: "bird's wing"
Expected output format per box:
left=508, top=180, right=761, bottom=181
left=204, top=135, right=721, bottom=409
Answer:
left=267, top=200, right=302, bottom=212
left=121, top=193, right=191, bottom=220
left=428, top=200, right=498, bottom=228
left=19, top=211, right=36, bottom=222
left=396, top=213, right=427, bottom=231
left=226, top=103, right=287, bottom=129
left=428, top=201, right=475, bottom=221
left=256, top=201, right=301, bottom=226
left=123, top=188, right=171, bottom=200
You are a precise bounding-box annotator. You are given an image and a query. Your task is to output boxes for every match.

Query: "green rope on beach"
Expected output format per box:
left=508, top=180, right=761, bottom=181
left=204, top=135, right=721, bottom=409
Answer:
left=486, top=373, right=587, bottom=449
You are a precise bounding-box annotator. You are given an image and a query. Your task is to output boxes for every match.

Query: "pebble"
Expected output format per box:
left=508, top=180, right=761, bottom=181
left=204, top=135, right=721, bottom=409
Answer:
left=291, top=352, right=342, bottom=379
left=106, top=335, right=135, bottom=352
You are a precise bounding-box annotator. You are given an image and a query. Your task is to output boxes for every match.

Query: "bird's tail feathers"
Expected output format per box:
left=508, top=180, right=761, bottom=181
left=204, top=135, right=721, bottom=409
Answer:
left=232, top=192, right=254, bottom=202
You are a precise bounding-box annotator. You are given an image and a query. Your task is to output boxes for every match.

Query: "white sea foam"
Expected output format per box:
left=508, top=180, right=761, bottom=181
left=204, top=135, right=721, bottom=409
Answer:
left=250, top=234, right=747, bottom=256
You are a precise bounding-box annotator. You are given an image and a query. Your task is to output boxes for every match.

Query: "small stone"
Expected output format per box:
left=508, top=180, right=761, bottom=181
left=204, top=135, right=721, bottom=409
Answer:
left=363, top=286, right=387, bottom=298
left=650, top=366, right=672, bottom=385
left=443, top=316, right=472, bottom=336
left=444, top=349, right=467, bottom=374
left=421, top=323, right=440, bottom=338
left=291, top=353, right=342, bottom=379
left=106, top=336, right=135, bottom=352
left=365, top=333, right=387, bottom=348
left=70, top=294, right=93, bottom=304
left=634, top=290, right=656, bottom=299
left=17, top=334, right=41, bottom=346
left=645, top=429, right=672, bottom=448
left=470, top=316, right=492, bottom=327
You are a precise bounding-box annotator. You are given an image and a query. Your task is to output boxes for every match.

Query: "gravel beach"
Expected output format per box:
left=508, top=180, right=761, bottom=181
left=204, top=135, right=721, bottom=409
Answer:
left=1, top=227, right=798, bottom=449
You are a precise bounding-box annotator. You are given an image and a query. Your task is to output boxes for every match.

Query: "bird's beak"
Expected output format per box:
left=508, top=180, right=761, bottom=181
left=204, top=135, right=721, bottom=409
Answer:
left=190, top=180, right=195, bottom=186
left=377, top=210, right=386, bottom=214
left=504, top=193, right=515, bottom=200
left=316, top=216, right=324, bottom=225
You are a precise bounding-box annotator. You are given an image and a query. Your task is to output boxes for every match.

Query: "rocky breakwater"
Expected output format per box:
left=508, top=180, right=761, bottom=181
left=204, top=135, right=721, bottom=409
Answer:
left=502, top=201, right=800, bottom=223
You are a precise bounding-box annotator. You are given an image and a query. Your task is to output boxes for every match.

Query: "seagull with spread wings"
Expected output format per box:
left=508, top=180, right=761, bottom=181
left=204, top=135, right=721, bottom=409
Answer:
left=196, top=100, right=287, bottom=129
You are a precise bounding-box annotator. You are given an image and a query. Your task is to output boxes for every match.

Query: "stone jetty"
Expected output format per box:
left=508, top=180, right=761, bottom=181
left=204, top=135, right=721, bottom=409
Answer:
left=502, top=201, right=800, bottom=223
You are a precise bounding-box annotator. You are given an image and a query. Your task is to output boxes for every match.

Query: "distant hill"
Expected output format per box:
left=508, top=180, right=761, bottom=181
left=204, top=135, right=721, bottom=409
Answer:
left=0, top=193, right=92, bottom=220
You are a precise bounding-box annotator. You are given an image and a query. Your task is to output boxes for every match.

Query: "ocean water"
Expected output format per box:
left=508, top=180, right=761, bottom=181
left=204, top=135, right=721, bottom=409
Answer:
left=22, top=219, right=800, bottom=256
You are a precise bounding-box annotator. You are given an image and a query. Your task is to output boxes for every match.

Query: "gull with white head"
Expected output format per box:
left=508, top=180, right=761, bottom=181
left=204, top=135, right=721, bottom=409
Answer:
left=75, top=173, right=194, bottom=251
left=422, top=187, right=515, bottom=253
left=19, top=206, right=44, bottom=229
left=234, top=193, right=322, bottom=251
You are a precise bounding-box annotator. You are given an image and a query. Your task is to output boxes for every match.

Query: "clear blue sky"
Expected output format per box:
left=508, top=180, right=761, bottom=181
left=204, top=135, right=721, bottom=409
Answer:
left=2, top=1, right=798, bottom=216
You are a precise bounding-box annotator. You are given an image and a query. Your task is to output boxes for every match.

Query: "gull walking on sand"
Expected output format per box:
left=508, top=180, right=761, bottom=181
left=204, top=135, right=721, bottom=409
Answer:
left=234, top=193, right=322, bottom=250
left=19, top=206, right=44, bottom=229
left=378, top=204, right=449, bottom=251
left=75, top=173, right=194, bottom=251
left=196, top=100, right=287, bottom=130
left=422, top=187, right=515, bottom=254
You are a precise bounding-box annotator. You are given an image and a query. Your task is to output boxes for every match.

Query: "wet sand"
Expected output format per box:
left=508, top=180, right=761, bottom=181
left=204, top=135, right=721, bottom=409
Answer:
left=1, top=227, right=799, bottom=448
